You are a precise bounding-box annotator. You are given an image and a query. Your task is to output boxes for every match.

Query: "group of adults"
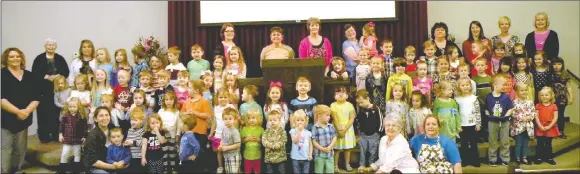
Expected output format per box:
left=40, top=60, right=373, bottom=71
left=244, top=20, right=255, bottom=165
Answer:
left=1, top=11, right=559, bottom=173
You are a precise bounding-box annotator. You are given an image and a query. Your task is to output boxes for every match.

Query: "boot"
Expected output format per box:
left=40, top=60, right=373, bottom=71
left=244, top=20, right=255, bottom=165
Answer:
left=72, top=162, right=84, bottom=173
left=57, top=163, right=68, bottom=174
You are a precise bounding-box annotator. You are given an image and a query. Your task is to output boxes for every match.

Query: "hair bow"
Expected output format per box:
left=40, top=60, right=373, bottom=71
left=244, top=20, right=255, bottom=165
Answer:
left=368, top=22, right=375, bottom=27
left=200, top=70, right=213, bottom=76
left=270, top=81, right=283, bottom=88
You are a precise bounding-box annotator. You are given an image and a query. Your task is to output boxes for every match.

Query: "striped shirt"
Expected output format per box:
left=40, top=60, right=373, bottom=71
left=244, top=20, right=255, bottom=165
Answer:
left=126, top=127, right=145, bottom=158
left=289, top=97, right=318, bottom=126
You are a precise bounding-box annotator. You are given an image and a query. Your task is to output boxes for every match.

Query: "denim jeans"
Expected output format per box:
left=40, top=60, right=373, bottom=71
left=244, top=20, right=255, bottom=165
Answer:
left=292, top=159, right=310, bottom=174
left=514, top=132, right=530, bottom=160
left=265, top=162, right=285, bottom=173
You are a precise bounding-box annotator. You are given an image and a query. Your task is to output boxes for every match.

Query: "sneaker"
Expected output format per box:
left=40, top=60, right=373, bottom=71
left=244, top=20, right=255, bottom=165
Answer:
left=358, top=166, right=366, bottom=173
left=346, top=165, right=353, bottom=172
left=488, top=161, right=498, bottom=167
left=502, top=161, right=509, bottom=166
left=335, top=166, right=341, bottom=173
left=534, top=159, right=543, bottom=164
left=546, top=159, right=557, bottom=165
left=515, top=160, right=521, bottom=165
left=522, top=158, right=531, bottom=165
left=216, top=167, right=223, bottom=174
left=561, top=134, right=568, bottom=139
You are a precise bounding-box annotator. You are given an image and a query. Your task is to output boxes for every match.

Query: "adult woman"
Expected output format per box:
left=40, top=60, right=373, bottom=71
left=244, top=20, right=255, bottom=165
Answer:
left=462, top=21, right=492, bottom=62
left=370, top=115, right=420, bottom=173
left=409, top=115, right=462, bottom=173
left=491, top=16, right=521, bottom=56
left=68, top=39, right=97, bottom=86
left=31, top=38, right=70, bottom=143
left=298, top=17, right=333, bottom=68
left=525, top=12, right=559, bottom=60
left=429, top=22, right=462, bottom=57
left=259, top=26, right=295, bottom=67
left=1, top=48, right=41, bottom=173
left=83, top=106, right=118, bottom=173
left=342, top=24, right=360, bottom=77
left=213, top=23, right=237, bottom=66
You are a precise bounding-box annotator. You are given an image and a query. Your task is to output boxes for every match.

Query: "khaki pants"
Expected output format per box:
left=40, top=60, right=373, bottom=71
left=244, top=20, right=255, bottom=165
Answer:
left=488, top=121, right=510, bottom=162
left=1, top=129, right=28, bottom=173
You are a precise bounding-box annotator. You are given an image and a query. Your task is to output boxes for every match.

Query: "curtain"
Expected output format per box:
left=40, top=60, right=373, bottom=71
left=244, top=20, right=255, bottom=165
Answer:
left=169, top=1, right=428, bottom=77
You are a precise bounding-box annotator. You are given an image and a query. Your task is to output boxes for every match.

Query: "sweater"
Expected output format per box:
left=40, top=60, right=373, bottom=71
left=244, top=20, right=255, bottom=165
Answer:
left=298, top=37, right=333, bottom=67
left=126, top=127, right=144, bottom=158
left=31, top=52, right=70, bottom=95
left=107, top=144, right=132, bottom=164
left=54, top=88, right=72, bottom=108
left=525, top=30, right=559, bottom=60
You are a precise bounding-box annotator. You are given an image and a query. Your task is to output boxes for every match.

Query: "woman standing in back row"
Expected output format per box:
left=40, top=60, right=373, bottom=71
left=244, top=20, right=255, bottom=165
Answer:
left=525, top=12, right=559, bottom=61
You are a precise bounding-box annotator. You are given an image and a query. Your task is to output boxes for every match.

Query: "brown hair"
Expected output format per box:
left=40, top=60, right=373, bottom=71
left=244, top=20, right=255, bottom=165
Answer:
left=220, top=23, right=235, bottom=40
left=243, top=85, right=259, bottom=98
left=1, top=47, right=26, bottom=69
left=270, top=26, right=284, bottom=34
left=162, top=90, right=179, bottom=112
left=78, top=40, right=95, bottom=58
left=114, top=49, right=130, bottom=69
left=191, top=44, right=203, bottom=51
left=423, top=40, right=435, bottom=50
left=131, top=45, right=147, bottom=59
left=145, top=114, right=164, bottom=131
left=423, top=114, right=441, bottom=129
left=177, top=70, right=189, bottom=78
left=306, top=17, right=321, bottom=31
left=181, top=116, right=197, bottom=130
left=223, top=107, right=238, bottom=120
left=393, top=57, right=407, bottom=67
left=109, top=128, right=124, bottom=137
left=410, top=90, right=427, bottom=108
left=355, top=89, right=369, bottom=99
left=189, top=79, right=204, bottom=93
left=296, top=76, right=311, bottom=85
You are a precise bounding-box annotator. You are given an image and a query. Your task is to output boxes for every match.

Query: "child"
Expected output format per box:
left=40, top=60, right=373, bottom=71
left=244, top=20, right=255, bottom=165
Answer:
left=413, top=61, right=434, bottom=106
left=174, top=71, right=190, bottom=108
left=153, top=70, right=174, bottom=112
left=69, top=74, right=92, bottom=109
left=380, top=39, right=395, bottom=78
left=166, top=46, right=187, bottom=87
left=133, top=71, right=155, bottom=109
left=57, top=97, right=88, bottom=173
left=419, top=41, right=438, bottom=79
left=457, top=63, right=477, bottom=95
left=158, top=90, right=181, bottom=173
left=225, top=46, right=247, bottom=79
left=446, top=46, right=464, bottom=73
left=498, top=57, right=516, bottom=100
left=331, top=86, right=356, bottom=172
left=386, top=58, right=413, bottom=101
left=359, top=22, right=378, bottom=56
left=179, top=116, right=201, bottom=173
left=289, top=110, right=313, bottom=174
left=224, top=73, right=240, bottom=105
left=511, top=83, right=536, bottom=165
left=326, top=57, right=350, bottom=80
left=551, top=57, right=574, bottom=139
left=91, top=69, right=113, bottom=108
left=141, top=114, right=168, bottom=174
left=124, top=108, right=146, bottom=173
left=107, top=128, right=132, bottom=170
left=150, top=55, right=166, bottom=89
left=200, top=73, right=214, bottom=106
left=187, top=44, right=211, bottom=80
left=512, top=43, right=526, bottom=58
left=95, top=48, right=114, bottom=84
left=514, top=56, right=535, bottom=101
left=354, top=89, right=383, bottom=173
left=366, top=56, right=387, bottom=114
left=212, top=55, right=227, bottom=92
left=473, top=57, right=493, bottom=141
left=534, top=87, right=560, bottom=165
left=491, top=42, right=506, bottom=74
left=455, top=78, right=482, bottom=167
left=432, top=57, right=459, bottom=96
left=240, top=109, right=265, bottom=174
left=290, top=76, right=318, bottom=130
left=180, top=79, right=212, bottom=172
left=220, top=108, right=242, bottom=173
left=264, top=81, right=290, bottom=128
left=54, top=75, right=72, bottom=121
left=404, top=46, right=417, bottom=75
left=210, top=88, right=236, bottom=172
left=485, top=74, right=514, bottom=167
left=433, top=81, right=461, bottom=142
left=98, top=94, right=126, bottom=130
left=114, top=69, right=133, bottom=112
left=355, top=48, right=371, bottom=90
left=385, top=83, right=410, bottom=138
left=239, top=85, right=264, bottom=126
left=131, top=46, right=150, bottom=87
left=470, top=40, right=493, bottom=76
left=408, top=91, right=432, bottom=136
left=262, top=110, right=288, bottom=173
left=125, top=89, right=153, bottom=127
left=112, top=49, right=133, bottom=87
left=532, top=51, right=553, bottom=103
left=311, top=104, right=337, bottom=173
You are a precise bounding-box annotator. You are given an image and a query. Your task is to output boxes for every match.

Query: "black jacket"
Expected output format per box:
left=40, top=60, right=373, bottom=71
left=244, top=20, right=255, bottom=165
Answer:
left=31, top=52, right=69, bottom=95
left=83, top=124, right=114, bottom=169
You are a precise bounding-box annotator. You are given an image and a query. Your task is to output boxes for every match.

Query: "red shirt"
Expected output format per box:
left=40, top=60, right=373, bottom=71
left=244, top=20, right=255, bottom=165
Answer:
left=406, top=63, right=417, bottom=73
left=114, top=85, right=133, bottom=109
left=470, top=55, right=493, bottom=76
left=535, top=103, right=560, bottom=137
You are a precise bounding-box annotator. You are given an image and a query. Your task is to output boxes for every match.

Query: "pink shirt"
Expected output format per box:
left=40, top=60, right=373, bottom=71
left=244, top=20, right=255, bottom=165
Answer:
left=534, top=30, right=550, bottom=51
left=298, top=37, right=333, bottom=67
left=412, top=77, right=433, bottom=96
left=174, top=87, right=189, bottom=109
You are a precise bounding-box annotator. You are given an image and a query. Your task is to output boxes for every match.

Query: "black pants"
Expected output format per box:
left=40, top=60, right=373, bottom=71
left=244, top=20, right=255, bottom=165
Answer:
left=479, top=99, right=489, bottom=142
left=557, top=104, right=567, bottom=133
left=37, top=93, right=60, bottom=142
left=122, top=158, right=145, bottom=173
left=265, top=162, right=285, bottom=174
left=460, top=126, right=480, bottom=165
left=536, top=136, right=554, bottom=160
left=179, top=160, right=197, bottom=173
left=193, top=133, right=213, bottom=172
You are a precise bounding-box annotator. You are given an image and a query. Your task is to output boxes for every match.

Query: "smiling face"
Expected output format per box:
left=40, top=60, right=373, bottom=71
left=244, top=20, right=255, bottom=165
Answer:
left=177, top=76, right=189, bottom=86
left=45, top=42, right=57, bottom=54
left=334, top=90, right=348, bottom=102
left=392, top=85, right=404, bottom=100
left=534, top=54, right=544, bottom=67
left=424, top=117, right=440, bottom=137
left=96, top=50, right=107, bottom=63
left=268, top=87, right=281, bottom=102
left=434, top=27, right=446, bottom=39
left=535, top=14, right=548, bottom=30
left=359, top=51, right=370, bottom=64
left=81, top=43, right=93, bottom=57
left=270, top=31, right=283, bottom=44
left=494, top=48, right=505, bottom=58
left=202, top=76, right=213, bottom=89
left=213, top=58, right=224, bottom=70
left=417, top=63, right=427, bottom=78
left=424, top=46, right=435, bottom=57
left=296, top=81, right=311, bottom=95
left=539, top=90, right=552, bottom=104
left=517, top=85, right=529, bottom=100
left=437, top=60, right=450, bottom=73
left=345, top=26, right=356, bottom=40
left=471, top=23, right=481, bottom=38
left=381, top=43, right=393, bottom=55
left=309, top=23, right=320, bottom=35
left=384, top=119, right=400, bottom=137
left=458, top=79, right=472, bottom=95
left=95, top=70, right=107, bottom=84
left=516, top=58, right=527, bottom=72
left=370, top=58, right=383, bottom=72
left=224, top=27, right=235, bottom=41
left=514, top=46, right=524, bottom=55
left=115, top=52, right=125, bottom=63
left=458, top=66, right=470, bottom=78
left=191, top=48, right=204, bottom=60
left=7, top=51, right=23, bottom=69
left=229, top=50, right=240, bottom=63
left=499, top=19, right=511, bottom=33
left=150, top=56, right=162, bottom=69
left=110, top=131, right=124, bottom=146
left=96, top=109, right=111, bottom=127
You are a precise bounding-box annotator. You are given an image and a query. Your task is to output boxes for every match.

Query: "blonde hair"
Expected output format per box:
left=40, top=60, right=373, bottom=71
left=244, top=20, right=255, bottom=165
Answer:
left=177, top=70, right=189, bottom=78
left=181, top=116, right=197, bottom=130
left=296, top=76, right=311, bottom=85
left=78, top=40, right=95, bottom=58
left=157, top=70, right=171, bottom=80
left=168, top=46, right=181, bottom=56
left=514, top=82, right=531, bottom=100
left=434, top=81, right=453, bottom=98
left=189, top=79, right=204, bottom=93
left=290, top=109, right=309, bottom=129
left=95, top=48, right=111, bottom=66
left=227, top=46, right=246, bottom=69
left=100, top=94, right=114, bottom=105
left=498, top=16, right=511, bottom=27
left=423, top=40, right=435, bottom=50
left=62, top=97, right=88, bottom=119
left=404, top=46, right=416, bottom=56
left=53, top=75, right=69, bottom=92
left=244, top=108, right=263, bottom=127
left=114, top=49, right=130, bottom=69
left=534, top=12, right=550, bottom=28
left=191, top=44, right=203, bottom=52
left=91, top=69, right=111, bottom=99
left=313, top=104, right=331, bottom=121
left=130, top=107, right=146, bottom=121
left=73, top=74, right=91, bottom=91
left=539, top=87, right=555, bottom=104
left=362, top=22, right=377, bottom=40
left=456, top=78, right=473, bottom=97
left=145, top=114, right=164, bottom=131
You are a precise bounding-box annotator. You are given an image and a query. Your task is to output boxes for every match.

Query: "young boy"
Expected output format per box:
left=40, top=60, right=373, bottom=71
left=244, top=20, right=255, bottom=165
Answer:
left=187, top=44, right=211, bottom=80
left=491, top=42, right=506, bottom=74
left=131, top=45, right=150, bottom=87
left=114, top=69, right=133, bottom=112
left=420, top=41, right=438, bottom=79
left=290, top=76, right=318, bottom=130
left=485, top=74, right=514, bottom=167
left=355, top=48, right=371, bottom=91
left=166, top=46, right=187, bottom=87
left=220, top=108, right=242, bottom=173
left=355, top=89, right=383, bottom=173
left=239, top=85, right=264, bottom=126
left=386, top=58, right=413, bottom=101
left=457, top=63, right=477, bottom=95
left=132, top=71, right=155, bottom=109
left=473, top=57, right=493, bottom=142
left=311, top=104, right=337, bottom=174
left=107, top=128, right=132, bottom=169
left=123, top=108, right=146, bottom=173
left=262, top=110, right=288, bottom=173
left=179, top=115, right=201, bottom=173
left=380, top=39, right=395, bottom=78
left=180, top=79, right=212, bottom=172
left=404, top=46, right=417, bottom=77
left=152, top=70, right=174, bottom=112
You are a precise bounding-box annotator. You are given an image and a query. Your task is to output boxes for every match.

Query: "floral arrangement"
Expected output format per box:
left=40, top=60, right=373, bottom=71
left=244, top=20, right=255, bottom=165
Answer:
left=135, top=36, right=167, bottom=62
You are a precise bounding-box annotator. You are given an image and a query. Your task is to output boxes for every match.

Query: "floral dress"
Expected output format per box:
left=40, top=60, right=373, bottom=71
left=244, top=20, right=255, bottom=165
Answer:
left=310, top=39, right=327, bottom=59
left=417, top=136, right=454, bottom=173
left=385, top=101, right=410, bottom=138
left=408, top=107, right=433, bottom=136
left=510, top=99, right=536, bottom=137
left=432, top=72, right=459, bottom=96
left=553, top=74, right=570, bottom=106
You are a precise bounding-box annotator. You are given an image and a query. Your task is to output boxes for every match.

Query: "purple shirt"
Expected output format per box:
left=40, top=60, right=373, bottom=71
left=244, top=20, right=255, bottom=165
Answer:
left=535, top=30, right=551, bottom=51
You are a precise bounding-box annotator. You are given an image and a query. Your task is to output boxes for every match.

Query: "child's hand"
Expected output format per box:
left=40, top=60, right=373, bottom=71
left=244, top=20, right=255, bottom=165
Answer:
left=330, top=71, right=338, bottom=79
left=152, top=127, right=160, bottom=135
left=476, top=125, right=481, bottom=131
left=123, top=140, right=134, bottom=146
left=309, top=155, right=313, bottom=161
left=81, top=138, right=86, bottom=143
left=141, top=158, right=147, bottom=166
left=341, top=72, right=349, bottom=79
left=115, top=103, right=124, bottom=111
left=188, top=155, right=196, bottom=161
left=59, top=134, right=64, bottom=142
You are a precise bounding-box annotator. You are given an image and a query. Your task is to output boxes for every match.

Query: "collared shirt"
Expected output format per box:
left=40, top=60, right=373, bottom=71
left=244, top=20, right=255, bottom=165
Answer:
left=311, top=123, right=336, bottom=158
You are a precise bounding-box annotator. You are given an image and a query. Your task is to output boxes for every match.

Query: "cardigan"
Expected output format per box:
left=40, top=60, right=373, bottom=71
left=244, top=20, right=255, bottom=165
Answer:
left=31, top=52, right=70, bottom=95
left=525, top=30, right=559, bottom=60
left=298, top=37, right=333, bottom=67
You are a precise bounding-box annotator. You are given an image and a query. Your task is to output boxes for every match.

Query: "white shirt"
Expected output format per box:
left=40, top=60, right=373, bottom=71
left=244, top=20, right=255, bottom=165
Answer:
left=455, top=95, right=479, bottom=126
left=67, top=58, right=97, bottom=86
left=158, top=109, right=181, bottom=138
left=356, top=64, right=371, bottom=90
left=214, top=104, right=234, bottom=139
left=166, top=63, right=188, bottom=87
left=372, top=134, right=420, bottom=173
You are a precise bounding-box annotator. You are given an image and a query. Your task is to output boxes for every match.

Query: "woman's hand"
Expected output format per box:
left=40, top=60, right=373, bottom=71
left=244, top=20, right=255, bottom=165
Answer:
left=17, top=109, right=30, bottom=120
left=476, top=125, right=481, bottom=131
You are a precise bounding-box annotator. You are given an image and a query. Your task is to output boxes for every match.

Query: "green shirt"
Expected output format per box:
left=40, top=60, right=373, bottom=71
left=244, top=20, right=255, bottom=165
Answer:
left=187, top=59, right=210, bottom=80
left=240, top=126, right=265, bottom=160
left=472, top=75, right=492, bottom=105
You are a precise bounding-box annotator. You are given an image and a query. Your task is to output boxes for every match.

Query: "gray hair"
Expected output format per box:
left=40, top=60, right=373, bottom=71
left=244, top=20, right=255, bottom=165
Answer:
left=45, top=38, right=57, bottom=45
left=383, top=113, right=402, bottom=127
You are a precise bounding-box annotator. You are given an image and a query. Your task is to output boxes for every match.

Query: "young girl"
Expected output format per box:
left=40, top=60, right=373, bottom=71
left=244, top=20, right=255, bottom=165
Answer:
left=413, top=61, right=434, bottom=106
left=404, top=46, right=417, bottom=75
left=491, top=43, right=506, bottom=74
left=470, top=40, right=493, bottom=76
left=174, top=71, right=190, bottom=108
left=513, top=56, right=535, bottom=101
left=445, top=46, right=465, bottom=73
left=433, top=81, right=461, bottom=142
left=111, top=49, right=133, bottom=87
left=365, top=56, right=387, bottom=114
left=150, top=55, right=166, bottom=89
left=157, top=90, right=181, bottom=173
left=201, top=72, right=215, bottom=106
left=552, top=57, right=574, bottom=139
left=95, top=48, right=114, bottom=82
left=511, top=83, right=536, bottom=165
left=141, top=114, right=168, bottom=173
left=498, top=57, right=516, bottom=100
left=210, top=89, right=235, bottom=173
left=532, top=51, right=553, bottom=103
left=355, top=48, right=371, bottom=90
left=454, top=78, right=481, bottom=167
left=330, top=86, right=356, bottom=172
left=125, top=89, right=153, bottom=127
left=264, top=82, right=290, bottom=128
left=213, top=55, right=226, bottom=92
left=58, top=97, right=88, bottom=173
left=69, top=74, right=92, bottom=121
left=54, top=75, right=72, bottom=118
left=386, top=58, right=413, bottom=101
left=534, top=87, right=560, bottom=165
left=359, top=22, right=378, bottom=56
left=384, top=83, right=410, bottom=138
left=224, top=73, right=240, bottom=105
left=408, top=91, right=432, bottom=137
left=289, top=110, right=313, bottom=174
left=91, top=69, right=113, bottom=108
left=432, top=57, right=459, bottom=97
left=512, top=43, right=526, bottom=58
left=327, top=57, right=350, bottom=80
left=240, top=109, right=265, bottom=174
left=225, top=46, right=247, bottom=79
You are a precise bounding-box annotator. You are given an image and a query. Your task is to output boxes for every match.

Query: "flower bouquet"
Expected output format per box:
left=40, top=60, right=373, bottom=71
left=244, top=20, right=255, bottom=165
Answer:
left=135, top=35, right=167, bottom=62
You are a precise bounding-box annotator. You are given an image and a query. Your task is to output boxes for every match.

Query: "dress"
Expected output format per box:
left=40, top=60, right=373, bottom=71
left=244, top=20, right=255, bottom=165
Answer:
left=385, top=101, right=410, bottom=138
left=433, top=98, right=461, bottom=140
left=535, top=104, right=560, bottom=137
left=330, top=102, right=356, bottom=149
left=532, top=69, right=554, bottom=103
left=510, top=99, right=536, bottom=137
left=408, top=107, right=432, bottom=136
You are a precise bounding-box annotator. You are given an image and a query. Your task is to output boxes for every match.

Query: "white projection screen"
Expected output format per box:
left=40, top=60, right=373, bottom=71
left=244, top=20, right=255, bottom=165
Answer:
left=199, top=1, right=397, bottom=25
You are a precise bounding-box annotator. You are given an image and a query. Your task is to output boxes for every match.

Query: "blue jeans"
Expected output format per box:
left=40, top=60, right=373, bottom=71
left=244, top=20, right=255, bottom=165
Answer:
left=514, top=132, right=530, bottom=160
left=292, top=159, right=310, bottom=174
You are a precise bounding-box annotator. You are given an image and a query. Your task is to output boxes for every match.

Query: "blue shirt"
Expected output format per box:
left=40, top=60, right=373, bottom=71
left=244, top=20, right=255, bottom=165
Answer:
left=311, top=123, right=336, bottom=158
left=239, top=102, right=264, bottom=120
left=485, top=93, right=514, bottom=122
left=179, top=132, right=200, bottom=161
left=106, top=144, right=132, bottom=164
left=289, top=97, right=318, bottom=129
left=131, top=60, right=150, bottom=87
left=342, top=40, right=360, bottom=77
left=290, top=129, right=312, bottom=160
left=409, top=134, right=461, bottom=165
